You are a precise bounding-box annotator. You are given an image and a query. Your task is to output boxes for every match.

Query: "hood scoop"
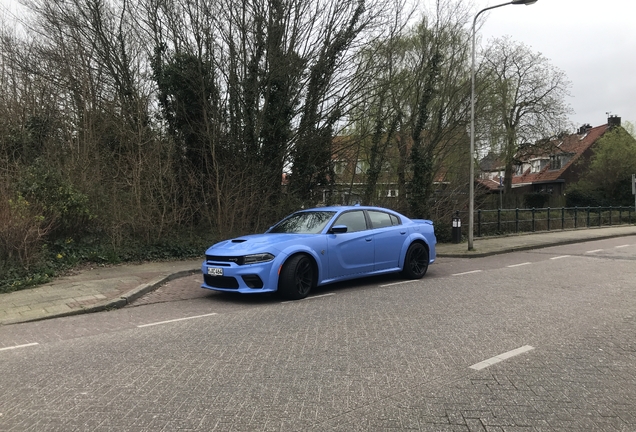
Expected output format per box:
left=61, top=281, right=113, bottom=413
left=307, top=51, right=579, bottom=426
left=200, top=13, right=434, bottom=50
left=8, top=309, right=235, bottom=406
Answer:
left=231, top=239, right=247, bottom=243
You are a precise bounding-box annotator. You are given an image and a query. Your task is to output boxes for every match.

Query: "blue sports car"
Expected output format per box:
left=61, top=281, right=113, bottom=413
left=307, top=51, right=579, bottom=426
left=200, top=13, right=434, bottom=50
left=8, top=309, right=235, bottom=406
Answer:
left=201, top=205, right=436, bottom=299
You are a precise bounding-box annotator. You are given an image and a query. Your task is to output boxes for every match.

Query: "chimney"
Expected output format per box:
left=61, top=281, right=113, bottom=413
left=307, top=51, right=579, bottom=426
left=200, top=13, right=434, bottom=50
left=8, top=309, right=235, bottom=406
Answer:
left=577, top=124, right=592, bottom=135
left=608, top=115, right=621, bottom=128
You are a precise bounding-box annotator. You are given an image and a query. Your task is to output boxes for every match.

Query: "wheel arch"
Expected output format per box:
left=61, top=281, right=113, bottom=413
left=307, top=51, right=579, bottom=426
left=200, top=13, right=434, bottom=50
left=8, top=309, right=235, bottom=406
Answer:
left=399, top=235, right=430, bottom=269
left=277, top=251, right=319, bottom=287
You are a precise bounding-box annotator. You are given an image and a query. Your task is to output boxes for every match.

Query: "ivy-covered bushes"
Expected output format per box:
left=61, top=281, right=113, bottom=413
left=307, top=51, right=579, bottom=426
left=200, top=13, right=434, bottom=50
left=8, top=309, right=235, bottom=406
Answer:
left=0, top=166, right=215, bottom=293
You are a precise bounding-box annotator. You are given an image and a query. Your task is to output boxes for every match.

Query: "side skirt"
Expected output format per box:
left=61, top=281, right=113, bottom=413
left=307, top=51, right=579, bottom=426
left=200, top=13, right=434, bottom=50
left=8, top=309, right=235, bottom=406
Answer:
left=318, top=267, right=402, bottom=286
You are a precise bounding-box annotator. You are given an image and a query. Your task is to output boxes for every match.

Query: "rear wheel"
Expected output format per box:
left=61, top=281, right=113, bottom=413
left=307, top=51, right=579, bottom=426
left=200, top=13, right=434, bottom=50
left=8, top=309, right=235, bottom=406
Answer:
left=401, top=242, right=429, bottom=279
left=278, top=255, right=315, bottom=300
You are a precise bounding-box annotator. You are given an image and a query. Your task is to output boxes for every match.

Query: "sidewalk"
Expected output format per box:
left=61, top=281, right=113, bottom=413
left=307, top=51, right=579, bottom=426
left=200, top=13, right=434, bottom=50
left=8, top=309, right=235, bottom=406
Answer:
left=2, top=225, right=636, bottom=325
left=435, top=224, right=636, bottom=257
left=0, top=260, right=202, bottom=325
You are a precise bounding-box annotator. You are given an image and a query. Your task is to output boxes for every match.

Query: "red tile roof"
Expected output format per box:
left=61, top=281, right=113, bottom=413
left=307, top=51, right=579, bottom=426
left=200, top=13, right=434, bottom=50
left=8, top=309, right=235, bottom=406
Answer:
left=478, top=124, right=609, bottom=191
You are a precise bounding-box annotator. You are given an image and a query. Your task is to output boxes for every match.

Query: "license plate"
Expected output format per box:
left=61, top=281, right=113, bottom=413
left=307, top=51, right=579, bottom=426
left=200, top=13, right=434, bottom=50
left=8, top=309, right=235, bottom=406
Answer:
left=207, top=267, right=223, bottom=276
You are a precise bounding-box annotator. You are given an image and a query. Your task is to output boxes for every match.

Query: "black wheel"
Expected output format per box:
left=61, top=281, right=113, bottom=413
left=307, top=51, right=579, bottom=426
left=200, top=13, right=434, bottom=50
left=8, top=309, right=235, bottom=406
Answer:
left=401, top=242, right=429, bottom=279
left=278, top=255, right=315, bottom=300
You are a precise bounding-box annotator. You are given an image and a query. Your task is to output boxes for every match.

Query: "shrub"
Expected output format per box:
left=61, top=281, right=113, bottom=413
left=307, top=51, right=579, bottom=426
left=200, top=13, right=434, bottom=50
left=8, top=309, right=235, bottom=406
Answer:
left=0, top=192, right=55, bottom=271
left=433, top=219, right=453, bottom=244
left=565, top=184, right=603, bottom=207
left=16, top=162, right=94, bottom=237
left=523, top=192, right=551, bottom=209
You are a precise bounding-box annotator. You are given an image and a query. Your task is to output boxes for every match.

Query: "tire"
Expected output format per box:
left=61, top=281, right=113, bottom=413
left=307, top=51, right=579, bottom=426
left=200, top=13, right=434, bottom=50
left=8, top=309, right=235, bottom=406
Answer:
left=278, top=254, right=315, bottom=300
left=401, top=242, right=429, bottom=279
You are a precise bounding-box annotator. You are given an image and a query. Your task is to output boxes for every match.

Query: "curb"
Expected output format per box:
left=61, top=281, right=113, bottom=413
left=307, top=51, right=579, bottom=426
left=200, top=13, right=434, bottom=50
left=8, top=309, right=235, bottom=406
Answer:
left=119, top=269, right=199, bottom=305
left=4, top=269, right=199, bottom=326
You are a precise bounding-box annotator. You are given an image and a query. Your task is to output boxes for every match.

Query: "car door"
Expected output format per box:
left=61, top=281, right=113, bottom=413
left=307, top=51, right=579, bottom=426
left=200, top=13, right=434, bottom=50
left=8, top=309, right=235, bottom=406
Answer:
left=327, top=210, right=374, bottom=279
left=367, top=210, right=406, bottom=271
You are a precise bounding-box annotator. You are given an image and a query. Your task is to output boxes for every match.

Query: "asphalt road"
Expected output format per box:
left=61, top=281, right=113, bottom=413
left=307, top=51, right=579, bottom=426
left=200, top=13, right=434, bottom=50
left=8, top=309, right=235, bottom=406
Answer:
left=1, top=236, right=635, bottom=431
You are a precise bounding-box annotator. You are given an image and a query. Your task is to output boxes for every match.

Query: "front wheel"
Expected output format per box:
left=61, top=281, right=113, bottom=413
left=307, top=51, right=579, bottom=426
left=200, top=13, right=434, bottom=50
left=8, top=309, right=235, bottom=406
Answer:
left=401, top=242, right=429, bottom=279
left=278, top=255, right=315, bottom=300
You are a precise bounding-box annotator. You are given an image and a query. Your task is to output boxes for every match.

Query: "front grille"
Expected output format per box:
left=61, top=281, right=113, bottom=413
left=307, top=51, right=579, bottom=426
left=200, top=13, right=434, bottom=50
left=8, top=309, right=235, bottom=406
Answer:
left=206, top=255, right=244, bottom=265
left=204, top=275, right=239, bottom=289
left=242, top=274, right=264, bottom=289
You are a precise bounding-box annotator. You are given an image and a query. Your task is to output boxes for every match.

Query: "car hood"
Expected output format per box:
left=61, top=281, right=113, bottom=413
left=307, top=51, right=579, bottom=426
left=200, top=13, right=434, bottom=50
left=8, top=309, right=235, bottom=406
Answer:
left=206, top=233, right=316, bottom=255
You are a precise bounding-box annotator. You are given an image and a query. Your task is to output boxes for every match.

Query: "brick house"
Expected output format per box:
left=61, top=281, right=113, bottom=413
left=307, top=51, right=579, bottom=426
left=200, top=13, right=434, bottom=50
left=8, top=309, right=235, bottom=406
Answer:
left=476, top=115, right=624, bottom=204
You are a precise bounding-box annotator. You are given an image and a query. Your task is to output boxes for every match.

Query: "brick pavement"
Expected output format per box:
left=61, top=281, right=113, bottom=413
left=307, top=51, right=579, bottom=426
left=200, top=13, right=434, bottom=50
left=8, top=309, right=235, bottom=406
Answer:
left=127, top=273, right=210, bottom=306
left=1, top=245, right=636, bottom=431
left=314, top=317, right=636, bottom=431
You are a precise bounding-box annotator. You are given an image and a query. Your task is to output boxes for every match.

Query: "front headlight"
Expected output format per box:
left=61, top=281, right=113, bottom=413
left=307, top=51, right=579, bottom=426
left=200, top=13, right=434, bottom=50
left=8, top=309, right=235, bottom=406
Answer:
left=243, top=253, right=275, bottom=264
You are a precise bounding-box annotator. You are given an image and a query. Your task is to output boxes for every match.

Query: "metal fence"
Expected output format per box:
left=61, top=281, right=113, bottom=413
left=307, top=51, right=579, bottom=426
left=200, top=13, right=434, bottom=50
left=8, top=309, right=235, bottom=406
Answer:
left=456, top=206, right=635, bottom=238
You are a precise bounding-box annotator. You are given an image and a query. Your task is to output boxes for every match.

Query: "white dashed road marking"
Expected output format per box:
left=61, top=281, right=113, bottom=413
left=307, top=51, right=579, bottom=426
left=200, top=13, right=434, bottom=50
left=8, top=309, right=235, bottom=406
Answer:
left=550, top=255, right=571, bottom=260
left=507, top=262, right=531, bottom=268
left=137, top=313, right=218, bottom=328
left=380, top=280, right=417, bottom=287
left=586, top=249, right=603, bottom=254
left=615, top=244, right=630, bottom=249
left=0, top=342, right=39, bottom=352
left=281, top=293, right=336, bottom=304
left=452, top=270, right=483, bottom=276
left=470, top=345, right=535, bottom=370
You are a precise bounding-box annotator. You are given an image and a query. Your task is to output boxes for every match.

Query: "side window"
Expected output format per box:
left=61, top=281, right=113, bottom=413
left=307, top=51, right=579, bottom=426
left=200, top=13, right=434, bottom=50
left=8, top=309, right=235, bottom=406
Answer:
left=368, top=211, right=393, bottom=229
left=334, top=211, right=367, bottom=233
left=389, top=214, right=401, bottom=226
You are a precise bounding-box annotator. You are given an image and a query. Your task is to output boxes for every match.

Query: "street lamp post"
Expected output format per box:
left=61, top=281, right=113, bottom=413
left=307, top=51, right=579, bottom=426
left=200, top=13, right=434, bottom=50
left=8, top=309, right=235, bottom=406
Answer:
left=468, top=0, right=538, bottom=251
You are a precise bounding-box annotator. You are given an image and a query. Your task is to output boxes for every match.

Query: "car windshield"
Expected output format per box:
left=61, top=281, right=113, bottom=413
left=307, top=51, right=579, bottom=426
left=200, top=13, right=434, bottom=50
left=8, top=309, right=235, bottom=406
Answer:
left=269, top=211, right=336, bottom=234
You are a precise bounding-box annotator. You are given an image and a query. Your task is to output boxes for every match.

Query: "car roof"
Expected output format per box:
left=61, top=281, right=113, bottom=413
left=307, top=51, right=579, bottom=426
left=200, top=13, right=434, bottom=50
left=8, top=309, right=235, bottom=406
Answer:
left=300, top=205, right=397, bottom=213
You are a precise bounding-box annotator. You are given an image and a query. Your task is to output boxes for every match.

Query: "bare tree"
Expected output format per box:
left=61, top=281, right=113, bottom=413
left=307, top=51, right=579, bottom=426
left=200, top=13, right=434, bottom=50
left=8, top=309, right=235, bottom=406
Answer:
left=479, top=36, right=572, bottom=195
left=346, top=0, right=473, bottom=218
left=8, top=0, right=180, bottom=246
left=143, top=0, right=402, bottom=227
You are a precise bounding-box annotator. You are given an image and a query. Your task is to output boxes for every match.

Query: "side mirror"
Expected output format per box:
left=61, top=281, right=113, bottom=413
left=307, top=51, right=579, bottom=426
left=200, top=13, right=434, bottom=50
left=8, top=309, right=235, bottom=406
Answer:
left=330, top=225, right=348, bottom=234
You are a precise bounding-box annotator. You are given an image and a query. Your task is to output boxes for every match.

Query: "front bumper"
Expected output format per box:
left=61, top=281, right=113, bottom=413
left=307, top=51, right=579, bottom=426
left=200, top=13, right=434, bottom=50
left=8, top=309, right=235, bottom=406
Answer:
left=201, top=260, right=279, bottom=294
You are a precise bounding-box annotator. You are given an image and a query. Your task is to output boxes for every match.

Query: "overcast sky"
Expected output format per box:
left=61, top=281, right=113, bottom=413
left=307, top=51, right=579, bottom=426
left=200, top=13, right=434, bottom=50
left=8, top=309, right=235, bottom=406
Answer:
left=473, top=0, right=636, bottom=129
left=1, top=0, right=634, bottom=130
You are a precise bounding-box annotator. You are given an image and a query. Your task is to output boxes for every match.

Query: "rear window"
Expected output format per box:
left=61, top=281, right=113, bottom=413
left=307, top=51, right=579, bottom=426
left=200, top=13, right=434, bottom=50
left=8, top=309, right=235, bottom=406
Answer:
left=368, top=210, right=401, bottom=228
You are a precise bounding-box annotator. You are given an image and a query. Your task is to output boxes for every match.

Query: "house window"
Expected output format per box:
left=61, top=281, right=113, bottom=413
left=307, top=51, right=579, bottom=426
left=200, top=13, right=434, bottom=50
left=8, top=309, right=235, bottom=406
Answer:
left=536, top=185, right=555, bottom=194
left=531, top=159, right=548, bottom=173
left=379, top=189, right=398, bottom=198
left=550, top=155, right=561, bottom=170
left=531, top=160, right=540, bottom=173
left=550, top=153, right=573, bottom=170
left=355, top=160, right=369, bottom=174
left=334, top=160, right=346, bottom=175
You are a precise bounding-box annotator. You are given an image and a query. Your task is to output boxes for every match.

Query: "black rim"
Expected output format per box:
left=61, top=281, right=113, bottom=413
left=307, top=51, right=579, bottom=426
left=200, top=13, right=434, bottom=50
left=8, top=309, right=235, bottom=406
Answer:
left=409, top=246, right=428, bottom=276
left=294, top=259, right=313, bottom=295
